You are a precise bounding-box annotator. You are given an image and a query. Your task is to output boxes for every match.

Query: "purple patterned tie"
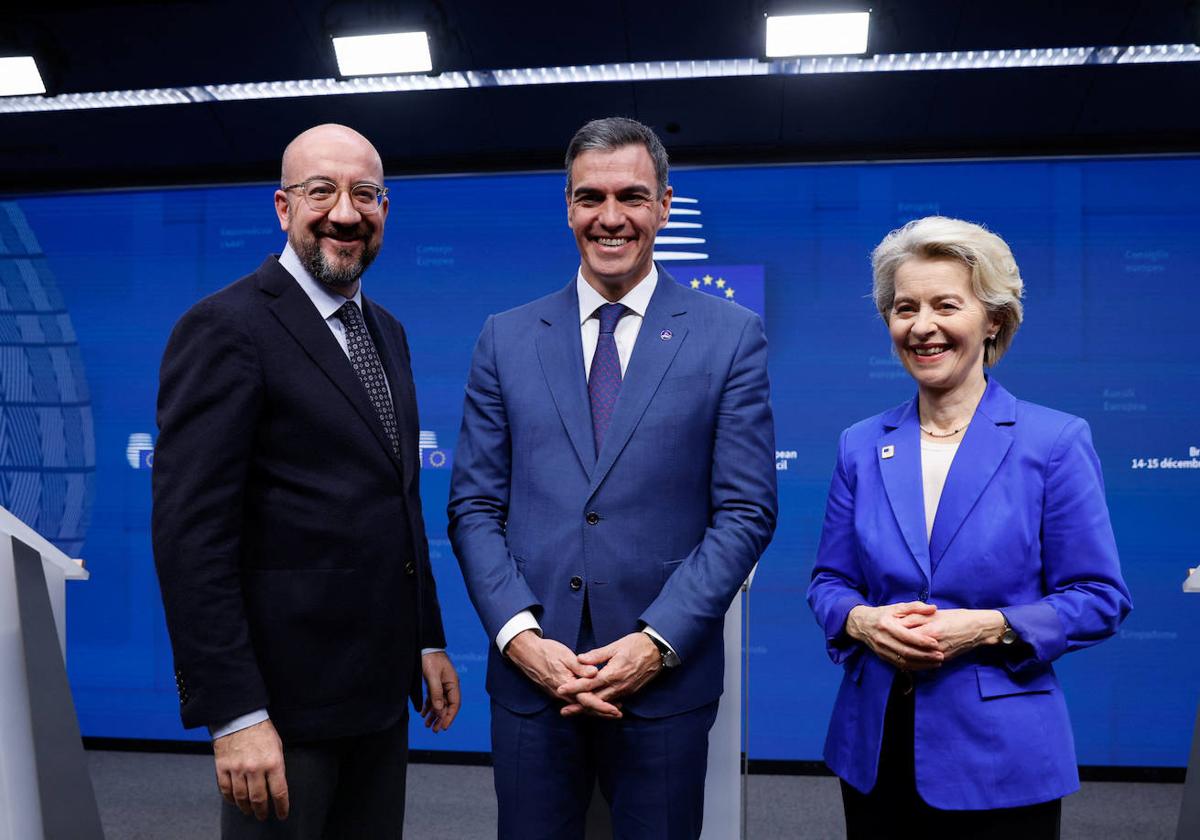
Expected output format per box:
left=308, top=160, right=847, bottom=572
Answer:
left=588, top=303, right=626, bottom=453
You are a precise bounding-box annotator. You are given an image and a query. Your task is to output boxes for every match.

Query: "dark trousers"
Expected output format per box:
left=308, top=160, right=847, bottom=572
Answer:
left=491, top=698, right=719, bottom=840
left=841, top=677, right=1061, bottom=839
left=221, top=715, right=409, bottom=840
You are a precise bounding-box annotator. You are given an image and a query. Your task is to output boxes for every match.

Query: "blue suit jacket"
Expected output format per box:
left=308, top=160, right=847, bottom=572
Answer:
left=808, top=378, right=1131, bottom=809
left=448, top=269, right=777, bottom=717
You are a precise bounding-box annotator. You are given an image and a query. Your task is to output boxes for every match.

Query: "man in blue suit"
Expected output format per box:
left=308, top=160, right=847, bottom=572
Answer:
left=448, top=117, right=777, bottom=838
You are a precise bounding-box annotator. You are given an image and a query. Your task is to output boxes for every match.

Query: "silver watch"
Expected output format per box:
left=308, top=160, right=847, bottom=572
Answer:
left=1000, top=615, right=1017, bottom=645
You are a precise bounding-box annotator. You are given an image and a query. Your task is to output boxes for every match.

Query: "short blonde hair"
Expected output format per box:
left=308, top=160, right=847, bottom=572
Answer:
left=871, top=216, right=1024, bottom=366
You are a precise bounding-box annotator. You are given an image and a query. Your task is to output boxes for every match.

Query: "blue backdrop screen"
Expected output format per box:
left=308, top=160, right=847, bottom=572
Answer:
left=7, top=155, right=1198, bottom=766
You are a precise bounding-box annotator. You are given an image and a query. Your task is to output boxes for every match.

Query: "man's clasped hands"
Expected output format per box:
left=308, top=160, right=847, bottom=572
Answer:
left=505, top=629, right=665, bottom=718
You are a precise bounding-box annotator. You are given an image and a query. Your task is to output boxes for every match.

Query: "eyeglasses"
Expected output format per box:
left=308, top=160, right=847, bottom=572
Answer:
left=282, top=178, right=389, bottom=214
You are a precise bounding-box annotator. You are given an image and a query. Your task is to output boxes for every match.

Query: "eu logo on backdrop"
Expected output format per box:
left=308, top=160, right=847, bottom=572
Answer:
left=419, top=430, right=453, bottom=470
left=679, top=265, right=766, bottom=321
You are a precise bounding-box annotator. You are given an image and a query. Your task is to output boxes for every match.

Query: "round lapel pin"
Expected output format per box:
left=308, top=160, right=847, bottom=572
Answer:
left=660, top=329, right=673, bottom=341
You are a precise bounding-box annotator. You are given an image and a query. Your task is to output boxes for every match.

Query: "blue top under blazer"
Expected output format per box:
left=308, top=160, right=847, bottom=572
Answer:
left=808, top=378, right=1131, bottom=810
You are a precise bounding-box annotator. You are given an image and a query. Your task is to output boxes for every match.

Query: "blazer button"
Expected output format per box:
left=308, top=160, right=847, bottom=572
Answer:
left=919, top=588, right=929, bottom=601
left=585, top=511, right=600, bottom=525
left=569, top=575, right=583, bottom=591
left=405, top=560, right=416, bottom=576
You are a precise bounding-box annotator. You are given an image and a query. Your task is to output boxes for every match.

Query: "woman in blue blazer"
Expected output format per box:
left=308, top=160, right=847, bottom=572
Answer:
left=808, top=216, right=1131, bottom=837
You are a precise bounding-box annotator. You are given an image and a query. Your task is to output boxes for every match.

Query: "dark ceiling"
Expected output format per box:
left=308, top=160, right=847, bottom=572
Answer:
left=4, top=0, right=1199, bottom=192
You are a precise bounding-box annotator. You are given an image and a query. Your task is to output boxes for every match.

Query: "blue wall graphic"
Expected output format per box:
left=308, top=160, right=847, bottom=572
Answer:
left=0, top=203, right=94, bottom=556
left=9, top=156, right=1200, bottom=766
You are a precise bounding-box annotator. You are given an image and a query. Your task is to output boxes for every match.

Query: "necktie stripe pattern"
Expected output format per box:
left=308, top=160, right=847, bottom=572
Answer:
left=588, top=302, right=626, bottom=454
left=335, top=301, right=400, bottom=456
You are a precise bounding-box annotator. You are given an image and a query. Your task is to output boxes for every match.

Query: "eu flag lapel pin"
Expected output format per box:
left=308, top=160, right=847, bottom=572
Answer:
left=881, top=445, right=895, bottom=459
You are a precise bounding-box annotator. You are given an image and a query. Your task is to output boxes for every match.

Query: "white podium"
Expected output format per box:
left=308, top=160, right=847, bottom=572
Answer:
left=0, top=505, right=102, bottom=840
left=700, top=575, right=751, bottom=840
left=586, top=575, right=751, bottom=838
left=1178, top=568, right=1200, bottom=840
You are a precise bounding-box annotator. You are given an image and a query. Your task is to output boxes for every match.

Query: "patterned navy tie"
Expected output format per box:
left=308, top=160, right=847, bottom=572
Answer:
left=588, top=302, right=627, bottom=454
left=335, top=301, right=400, bottom=456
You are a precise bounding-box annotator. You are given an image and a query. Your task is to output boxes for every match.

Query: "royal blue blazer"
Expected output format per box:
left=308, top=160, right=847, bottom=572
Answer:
left=808, top=378, right=1131, bottom=810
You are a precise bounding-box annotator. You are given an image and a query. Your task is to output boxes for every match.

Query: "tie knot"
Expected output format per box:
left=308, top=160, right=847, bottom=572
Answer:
left=335, top=300, right=363, bottom=325
left=595, top=303, right=626, bottom=335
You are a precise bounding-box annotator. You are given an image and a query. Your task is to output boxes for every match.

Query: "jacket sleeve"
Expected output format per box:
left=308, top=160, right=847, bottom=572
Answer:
left=447, top=316, right=541, bottom=641
left=807, top=429, right=869, bottom=665
left=1000, top=417, right=1132, bottom=671
left=638, top=313, right=778, bottom=662
left=151, top=298, right=268, bottom=729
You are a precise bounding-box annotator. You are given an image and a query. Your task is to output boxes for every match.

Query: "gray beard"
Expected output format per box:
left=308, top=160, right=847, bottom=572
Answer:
left=297, top=236, right=380, bottom=290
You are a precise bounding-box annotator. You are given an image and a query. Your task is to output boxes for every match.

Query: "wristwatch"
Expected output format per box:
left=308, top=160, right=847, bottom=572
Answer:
left=999, top=614, right=1017, bottom=645
left=643, top=631, right=679, bottom=668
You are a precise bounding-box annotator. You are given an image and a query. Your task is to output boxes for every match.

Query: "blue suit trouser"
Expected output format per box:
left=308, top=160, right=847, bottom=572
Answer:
left=490, top=698, right=719, bottom=840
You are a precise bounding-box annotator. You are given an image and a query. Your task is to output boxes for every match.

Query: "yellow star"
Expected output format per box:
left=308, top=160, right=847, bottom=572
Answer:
left=715, top=278, right=726, bottom=288
left=703, top=275, right=713, bottom=286
left=725, top=288, right=735, bottom=298
left=690, top=278, right=701, bottom=288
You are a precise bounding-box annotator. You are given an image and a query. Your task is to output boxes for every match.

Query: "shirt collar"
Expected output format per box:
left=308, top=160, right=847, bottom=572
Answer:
left=576, top=264, right=658, bottom=326
left=278, top=242, right=363, bottom=319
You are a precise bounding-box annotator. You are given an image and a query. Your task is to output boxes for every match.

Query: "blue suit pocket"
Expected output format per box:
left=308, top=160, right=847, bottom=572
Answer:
left=976, top=665, right=1056, bottom=699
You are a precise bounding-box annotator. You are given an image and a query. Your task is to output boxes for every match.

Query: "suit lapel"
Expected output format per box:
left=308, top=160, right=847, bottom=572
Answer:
left=535, top=281, right=595, bottom=474
left=256, top=258, right=403, bottom=474
left=878, top=399, right=931, bottom=585
left=588, top=271, right=687, bottom=498
left=928, top=379, right=1016, bottom=570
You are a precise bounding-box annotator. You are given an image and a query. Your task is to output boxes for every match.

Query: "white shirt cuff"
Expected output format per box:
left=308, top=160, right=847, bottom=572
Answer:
left=210, top=708, right=270, bottom=741
left=497, top=610, right=542, bottom=653
left=421, top=648, right=444, bottom=656
left=642, top=625, right=681, bottom=668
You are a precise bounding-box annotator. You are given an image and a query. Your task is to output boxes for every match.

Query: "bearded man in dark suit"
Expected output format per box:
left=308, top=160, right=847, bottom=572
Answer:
left=153, top=123, right=459, bottom=839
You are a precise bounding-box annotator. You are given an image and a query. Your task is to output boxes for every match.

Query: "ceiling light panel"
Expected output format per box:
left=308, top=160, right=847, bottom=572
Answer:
left=0, top=56, right=46, bottom=97
left=765, top=12, right=871, bottom=58
left=1, top=45, right=1197, bottom=114
left=332, top=31, right=432, bottom=77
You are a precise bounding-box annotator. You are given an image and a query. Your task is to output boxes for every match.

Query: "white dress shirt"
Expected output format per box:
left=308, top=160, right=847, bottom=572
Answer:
left=495, top=266, right=679, bottom=667
left=210, top=247, right=440, bottom=740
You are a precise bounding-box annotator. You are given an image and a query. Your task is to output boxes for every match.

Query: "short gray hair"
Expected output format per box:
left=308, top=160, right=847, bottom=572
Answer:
left=564, top=117, right=670, bottom=198
left=871, top=216, right=1024, bottom=366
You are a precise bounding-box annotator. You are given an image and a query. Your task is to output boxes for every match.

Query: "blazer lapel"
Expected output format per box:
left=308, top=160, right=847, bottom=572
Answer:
left=928, top=379, right=1016, bottom=570
left=361, top=297, right=412, bottom=481
left=535, top=281, right=595, bottom=475
left=878, top=399, right=931, bottom=585
left=588, top=270, right=687, bottom=498
left=256, top=258, right=403, bottom=472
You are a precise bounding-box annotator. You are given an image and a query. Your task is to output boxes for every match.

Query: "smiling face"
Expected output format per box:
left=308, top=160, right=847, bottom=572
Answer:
left=888, top=256, right=999, bottom=398
left=274, top=125, right=388, bottom=297
left=567, top=144, right=672, bottom=301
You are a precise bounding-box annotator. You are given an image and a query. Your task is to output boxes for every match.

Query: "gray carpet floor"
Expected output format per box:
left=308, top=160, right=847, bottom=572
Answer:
left=87, top=750, right=1182, bottom=839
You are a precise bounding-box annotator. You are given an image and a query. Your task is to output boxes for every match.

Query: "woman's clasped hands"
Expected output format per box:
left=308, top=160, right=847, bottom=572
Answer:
left=846, top=602, right=1007, bottom=670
